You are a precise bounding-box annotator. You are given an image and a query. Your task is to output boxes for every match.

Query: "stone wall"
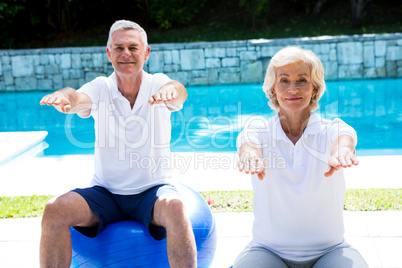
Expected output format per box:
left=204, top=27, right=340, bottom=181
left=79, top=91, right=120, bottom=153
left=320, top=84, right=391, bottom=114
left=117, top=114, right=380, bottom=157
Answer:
left=0, top=33, right=401, bottom=91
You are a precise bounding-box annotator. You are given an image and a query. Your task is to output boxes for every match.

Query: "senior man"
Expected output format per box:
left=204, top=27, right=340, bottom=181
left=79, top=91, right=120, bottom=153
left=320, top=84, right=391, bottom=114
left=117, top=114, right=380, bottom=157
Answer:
left=39, top=20, right=196, bottom=268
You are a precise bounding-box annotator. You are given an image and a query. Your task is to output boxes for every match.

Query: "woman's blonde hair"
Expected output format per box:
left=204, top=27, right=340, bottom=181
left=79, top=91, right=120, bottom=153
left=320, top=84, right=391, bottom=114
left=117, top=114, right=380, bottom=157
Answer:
left=262, top=46, right=326, bottom=112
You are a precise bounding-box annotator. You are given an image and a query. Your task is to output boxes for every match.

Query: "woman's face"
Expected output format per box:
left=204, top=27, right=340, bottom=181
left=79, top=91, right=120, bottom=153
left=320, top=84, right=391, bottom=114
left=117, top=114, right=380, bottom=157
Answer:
left=273, top=61, right=315, bottom=115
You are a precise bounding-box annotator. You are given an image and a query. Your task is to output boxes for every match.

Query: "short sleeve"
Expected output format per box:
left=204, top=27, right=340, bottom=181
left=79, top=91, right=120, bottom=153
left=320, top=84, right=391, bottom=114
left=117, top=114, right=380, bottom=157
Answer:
left=328, top=118, right=358, bottom=146
left=236, top=116, right=270, bottom=152
left=151, top=73, right=172, bottom=93
left=77, top=77, right=106, bottom=104
left=77, top=76, right=109, bottom=117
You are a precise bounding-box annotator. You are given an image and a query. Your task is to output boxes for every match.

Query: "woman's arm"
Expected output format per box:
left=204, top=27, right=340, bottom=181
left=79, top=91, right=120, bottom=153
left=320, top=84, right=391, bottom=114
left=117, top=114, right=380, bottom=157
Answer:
left=40, top=87, right=92, bottom=118
left=238, top=141, right=266, bottom=180
left=324, top=134, right=359, bottom=177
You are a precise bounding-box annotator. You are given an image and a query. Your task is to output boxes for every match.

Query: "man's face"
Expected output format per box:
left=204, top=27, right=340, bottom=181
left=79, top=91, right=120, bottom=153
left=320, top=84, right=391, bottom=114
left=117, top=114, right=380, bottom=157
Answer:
left=106, top=29, right=150, bottom=76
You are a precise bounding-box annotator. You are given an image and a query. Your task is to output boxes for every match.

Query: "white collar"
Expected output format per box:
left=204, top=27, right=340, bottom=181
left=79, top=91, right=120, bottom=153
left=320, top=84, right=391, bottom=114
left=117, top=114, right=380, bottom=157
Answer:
left=109, top=71, right=151, bottom=112
left=272, top=113, right=322, bottom=142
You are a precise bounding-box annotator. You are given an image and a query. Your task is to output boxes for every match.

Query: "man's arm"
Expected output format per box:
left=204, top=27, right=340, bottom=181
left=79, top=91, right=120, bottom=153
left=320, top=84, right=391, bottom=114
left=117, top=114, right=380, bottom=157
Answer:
left=148, top=80, right=188, bottom=111
left=324, top=134, right=359, bottom=177
left=39, top=87, right=92, bottom=118
left=238, top=141, right=266, bottom=180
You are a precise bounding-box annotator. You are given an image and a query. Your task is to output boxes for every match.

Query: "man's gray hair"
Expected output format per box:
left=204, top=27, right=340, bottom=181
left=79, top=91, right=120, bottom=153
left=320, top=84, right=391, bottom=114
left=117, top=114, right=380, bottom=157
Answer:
left=107, top=20, right=148, bottom=48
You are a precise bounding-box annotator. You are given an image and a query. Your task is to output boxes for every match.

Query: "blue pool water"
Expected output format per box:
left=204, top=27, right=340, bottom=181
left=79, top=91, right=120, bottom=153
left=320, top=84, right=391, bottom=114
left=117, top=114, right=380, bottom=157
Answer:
left=1, top=78, right=401, bottom=156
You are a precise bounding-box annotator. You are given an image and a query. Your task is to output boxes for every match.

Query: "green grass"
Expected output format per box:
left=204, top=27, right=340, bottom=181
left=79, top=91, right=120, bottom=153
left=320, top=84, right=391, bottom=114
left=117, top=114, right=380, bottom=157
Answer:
left=1, top=189, right=401, bottom=218
left=0, top=195, right=53, bottom=218
left=201, top=189, right=402, bottom=213
left=344, top=189, right=402, bottom=211
left=200, top=190, right=254, bottom=212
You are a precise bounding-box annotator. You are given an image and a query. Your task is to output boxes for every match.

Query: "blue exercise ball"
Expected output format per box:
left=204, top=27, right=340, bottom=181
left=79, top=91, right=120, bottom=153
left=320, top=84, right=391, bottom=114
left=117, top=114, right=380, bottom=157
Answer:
left=70, top=183, right=217, bottom=267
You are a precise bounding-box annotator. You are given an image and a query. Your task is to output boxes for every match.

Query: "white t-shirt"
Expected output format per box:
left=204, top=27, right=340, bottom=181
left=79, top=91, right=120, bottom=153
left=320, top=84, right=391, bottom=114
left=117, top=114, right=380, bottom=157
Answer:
left=236, top=113, right=357, bottom=261
left=78, top=71, right=175, bottom=194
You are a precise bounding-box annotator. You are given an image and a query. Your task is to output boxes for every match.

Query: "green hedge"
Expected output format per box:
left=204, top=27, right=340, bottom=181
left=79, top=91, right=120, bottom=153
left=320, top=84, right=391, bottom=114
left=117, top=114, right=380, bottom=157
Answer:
left=0, top=0, right=400, bottom=49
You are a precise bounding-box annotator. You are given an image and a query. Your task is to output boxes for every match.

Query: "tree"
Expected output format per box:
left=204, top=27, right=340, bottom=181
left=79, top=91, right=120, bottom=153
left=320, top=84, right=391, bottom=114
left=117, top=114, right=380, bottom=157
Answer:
left=350, top=0, right=370, bottom=28
left=313, top=0, right=329, bottom=15
left=239, top=0, right=270, bottom=28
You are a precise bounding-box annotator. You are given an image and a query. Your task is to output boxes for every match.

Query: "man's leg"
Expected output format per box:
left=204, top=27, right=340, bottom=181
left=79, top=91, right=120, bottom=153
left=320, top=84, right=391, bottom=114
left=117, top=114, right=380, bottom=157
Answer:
left=40, top=191, right=99, bottom=268
left=152, top=193, right=197, bottom=268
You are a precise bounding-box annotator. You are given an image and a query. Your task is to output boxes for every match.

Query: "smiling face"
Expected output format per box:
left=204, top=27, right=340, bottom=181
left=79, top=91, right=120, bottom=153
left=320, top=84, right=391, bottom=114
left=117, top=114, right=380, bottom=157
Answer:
left=106, top=29, right=150, bottom=77
left=273, top=61, right=316, bottom=115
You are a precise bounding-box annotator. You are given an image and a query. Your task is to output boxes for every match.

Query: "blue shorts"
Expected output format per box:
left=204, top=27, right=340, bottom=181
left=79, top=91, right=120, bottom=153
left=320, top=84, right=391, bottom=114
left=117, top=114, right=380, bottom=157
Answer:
left=72, top=184, right=178, bottom=241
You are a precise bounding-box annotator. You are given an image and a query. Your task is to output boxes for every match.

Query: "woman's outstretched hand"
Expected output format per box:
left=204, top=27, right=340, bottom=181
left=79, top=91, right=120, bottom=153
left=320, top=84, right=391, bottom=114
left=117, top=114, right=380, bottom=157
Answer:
left=238, top=142, right=266, bottom=180
left=324, top=135, right=359, bottom=177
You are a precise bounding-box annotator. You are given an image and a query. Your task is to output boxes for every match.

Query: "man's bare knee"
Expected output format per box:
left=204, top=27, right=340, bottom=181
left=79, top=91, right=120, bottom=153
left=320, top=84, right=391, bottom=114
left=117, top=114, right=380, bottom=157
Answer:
left=42, top=192, right=98, bottom=229
left=42, top=195, right=70, bottom=228
left=153, top=195, right=188, bottom=228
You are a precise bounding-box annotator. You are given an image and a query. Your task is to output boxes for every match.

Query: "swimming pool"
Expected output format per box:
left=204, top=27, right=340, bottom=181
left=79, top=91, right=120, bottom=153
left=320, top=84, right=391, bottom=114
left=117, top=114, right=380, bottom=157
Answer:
left=1, top=78, right=401, bottom=156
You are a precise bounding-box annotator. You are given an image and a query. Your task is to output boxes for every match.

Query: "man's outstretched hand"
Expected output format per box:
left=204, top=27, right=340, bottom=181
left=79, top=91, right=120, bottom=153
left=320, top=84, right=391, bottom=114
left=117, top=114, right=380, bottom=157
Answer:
left=40, top=92, right=72, bottom=113
left=148, top=83, right=178, bottom=106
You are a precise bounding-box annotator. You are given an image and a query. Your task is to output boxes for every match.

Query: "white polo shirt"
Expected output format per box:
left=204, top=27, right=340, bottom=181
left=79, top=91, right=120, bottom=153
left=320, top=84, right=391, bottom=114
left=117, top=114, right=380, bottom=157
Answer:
left=78, top=71, right=174, bottom=195
left=237, top=113, right=357, bottom=261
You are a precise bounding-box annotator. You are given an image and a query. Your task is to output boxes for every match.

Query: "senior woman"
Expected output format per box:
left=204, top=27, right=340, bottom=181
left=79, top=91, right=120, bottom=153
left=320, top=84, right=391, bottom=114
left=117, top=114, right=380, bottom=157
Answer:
left=234, top=46, right=368, bottom=268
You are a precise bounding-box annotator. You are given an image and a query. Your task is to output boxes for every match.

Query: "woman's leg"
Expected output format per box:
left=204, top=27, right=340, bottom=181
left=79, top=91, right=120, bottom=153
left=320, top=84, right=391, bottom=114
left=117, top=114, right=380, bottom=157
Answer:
left=313, top=248, right=369, bottom=268
left=233, top=246, right=289, bottom=268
